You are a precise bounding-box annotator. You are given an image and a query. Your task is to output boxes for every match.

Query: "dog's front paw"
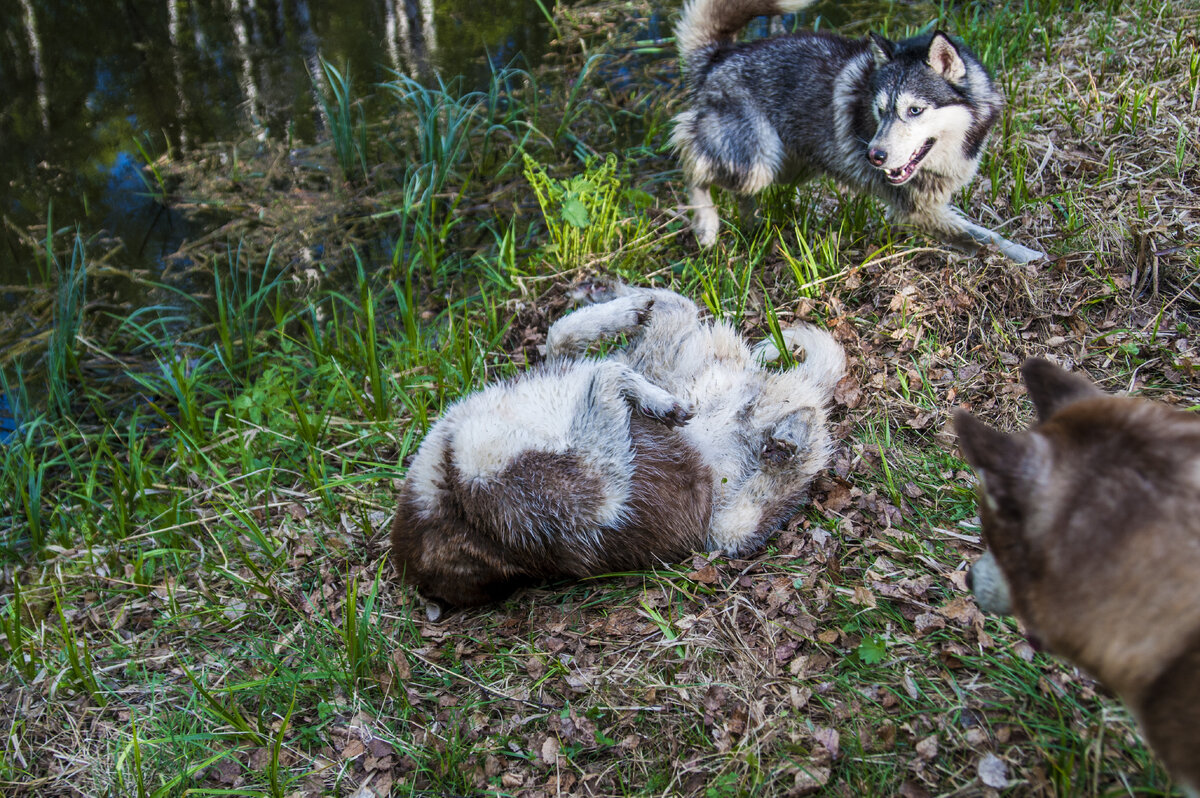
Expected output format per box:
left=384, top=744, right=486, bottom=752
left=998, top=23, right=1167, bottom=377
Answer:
left=568, top=279, right=622, bottom=305
left=693, top=208, right=720, bottom=248
left=606, top=294, right=654, bottom=333
left=657, top=401, right=695, bottom=428
left=631, top=296, right=655, bottom=327
left=641, top=398, right=694, bottom=428
left=1001, top=242, right=1045, bottom=264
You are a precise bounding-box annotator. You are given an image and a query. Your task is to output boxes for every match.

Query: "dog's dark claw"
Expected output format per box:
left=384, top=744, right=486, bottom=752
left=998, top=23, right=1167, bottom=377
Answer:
left=762, top=437, right=798, bottom=464
left=634, top=298, right=655, bottom=326
left=569, top=279, right=619, bottom=305
left=655, top=402, right=694, bottom=428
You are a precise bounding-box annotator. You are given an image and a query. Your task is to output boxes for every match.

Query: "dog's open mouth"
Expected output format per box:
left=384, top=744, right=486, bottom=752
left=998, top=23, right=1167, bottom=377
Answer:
left=883, top=138, right=935, bottom=184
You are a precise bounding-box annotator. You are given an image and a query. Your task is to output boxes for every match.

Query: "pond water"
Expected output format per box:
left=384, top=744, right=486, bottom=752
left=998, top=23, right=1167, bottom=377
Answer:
left=0, top=0, right=553, bottom=285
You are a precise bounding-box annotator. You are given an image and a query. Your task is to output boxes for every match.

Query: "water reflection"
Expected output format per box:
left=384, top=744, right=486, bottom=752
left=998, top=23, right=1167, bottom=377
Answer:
left=0, top=0, right=550, bottom=285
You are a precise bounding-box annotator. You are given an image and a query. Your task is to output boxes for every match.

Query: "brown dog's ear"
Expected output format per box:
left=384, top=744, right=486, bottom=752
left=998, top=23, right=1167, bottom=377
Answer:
left=1020, top=359, right=1102, bottom=423
left=953, top=409, right=1031, bottom=517
left=953, top=409, right=1021, bottom=473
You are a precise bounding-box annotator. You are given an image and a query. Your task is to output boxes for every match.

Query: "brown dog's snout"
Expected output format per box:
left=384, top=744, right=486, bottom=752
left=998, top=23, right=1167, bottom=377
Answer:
left=969, top=551, right=1013, bottom=615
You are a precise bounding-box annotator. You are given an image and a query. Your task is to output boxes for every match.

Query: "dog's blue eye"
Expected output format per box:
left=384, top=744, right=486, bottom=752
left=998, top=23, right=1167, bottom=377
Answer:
left=908, top=106, right=924, bottom=117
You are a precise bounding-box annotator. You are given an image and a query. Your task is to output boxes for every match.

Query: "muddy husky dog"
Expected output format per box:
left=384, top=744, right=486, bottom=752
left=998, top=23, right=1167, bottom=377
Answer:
left=390, top=284, right=845, bottom=607
left=671, top=0, right=1044, bottom=263
left=956, top=359, right=1200, bottom=794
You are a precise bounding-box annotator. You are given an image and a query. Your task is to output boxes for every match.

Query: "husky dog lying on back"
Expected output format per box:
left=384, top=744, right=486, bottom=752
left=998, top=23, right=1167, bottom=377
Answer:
left=671, top=0, right=1044, bottom=263
left=957, top=360, right=1200, bottom=794
left=390, top=284, right=845, bottom=607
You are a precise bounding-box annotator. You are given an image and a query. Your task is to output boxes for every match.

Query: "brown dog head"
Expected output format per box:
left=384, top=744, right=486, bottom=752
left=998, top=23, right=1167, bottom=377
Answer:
left=954, top=359, right=1200, bottom=703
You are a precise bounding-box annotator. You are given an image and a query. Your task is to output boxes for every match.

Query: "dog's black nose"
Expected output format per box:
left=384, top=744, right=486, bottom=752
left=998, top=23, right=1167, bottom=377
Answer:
left=867, top=147, right=887, bottom=166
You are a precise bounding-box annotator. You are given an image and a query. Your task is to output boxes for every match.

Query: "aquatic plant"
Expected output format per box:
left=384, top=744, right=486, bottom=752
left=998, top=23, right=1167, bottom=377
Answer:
left=315, top=57, right=369, bottom=182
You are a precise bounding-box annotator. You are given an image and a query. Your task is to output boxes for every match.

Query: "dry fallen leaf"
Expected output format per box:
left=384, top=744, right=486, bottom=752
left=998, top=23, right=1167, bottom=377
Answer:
left=540, top=736, right=560, bottom=765
left=210, top=757, right=241, bottom=786
left=390, top=650, right=411, bottom=680
left=810, top=726, right=840, bottom=759
left=851, top=585, right=877, bottom=608
left=341, top=738, right=365, bottom=760
left=978, top=752, right=1009, bottom=788
left=786, top=753, right=832, bottom=796
left=1013, top=640, right=1037, bottom=662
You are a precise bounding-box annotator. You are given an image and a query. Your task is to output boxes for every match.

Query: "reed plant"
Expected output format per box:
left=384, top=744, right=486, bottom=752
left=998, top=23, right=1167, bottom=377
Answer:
left=315, top=57, right=369, bottom=182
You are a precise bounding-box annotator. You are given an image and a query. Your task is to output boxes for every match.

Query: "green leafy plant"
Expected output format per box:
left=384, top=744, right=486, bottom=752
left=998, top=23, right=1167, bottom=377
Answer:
left=523, top=153, right=653, bottom=271
left=856, top=634, right=888, bottom=665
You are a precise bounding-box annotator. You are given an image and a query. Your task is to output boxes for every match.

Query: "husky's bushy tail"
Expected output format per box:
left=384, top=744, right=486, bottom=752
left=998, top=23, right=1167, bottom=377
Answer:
left=675, top=0, right=820, bottom=67
left=752, top=325, right=846, bottom=394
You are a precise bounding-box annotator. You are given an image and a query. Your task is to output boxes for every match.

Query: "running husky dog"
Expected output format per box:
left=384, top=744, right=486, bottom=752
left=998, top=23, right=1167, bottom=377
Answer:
left=956, top=359, right=1200, bottom=794
left=671, top=0, right=1044, bottom=263
left=390, top=284, right=845, bottom=607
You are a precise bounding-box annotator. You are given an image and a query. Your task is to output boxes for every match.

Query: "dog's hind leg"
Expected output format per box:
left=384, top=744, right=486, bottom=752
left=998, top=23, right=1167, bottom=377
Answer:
left=546, top=294, right=656, bottom=360
left=707, top=408, right=829, bottom=557
left=706, top=469, right=792, bottom=557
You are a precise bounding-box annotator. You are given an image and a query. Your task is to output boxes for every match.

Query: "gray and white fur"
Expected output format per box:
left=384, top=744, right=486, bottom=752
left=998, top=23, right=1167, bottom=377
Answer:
left=671, top=0, right=1044, bottom=263
left=389, top=284, right=845, bottom=607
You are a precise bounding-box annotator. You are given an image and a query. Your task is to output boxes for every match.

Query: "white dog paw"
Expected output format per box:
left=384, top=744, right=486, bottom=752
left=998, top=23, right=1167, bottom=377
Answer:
left=1004, top=243, right=1046, bottom=264
left=638, top=391, right=694, bottom=427
left=693, top=210, right=719, bottom=248
left=627, top=295, right=655, bottom=328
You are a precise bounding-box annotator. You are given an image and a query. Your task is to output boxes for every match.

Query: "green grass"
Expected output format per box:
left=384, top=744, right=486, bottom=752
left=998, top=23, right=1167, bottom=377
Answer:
left=2, top=0, right=1199, bottom=794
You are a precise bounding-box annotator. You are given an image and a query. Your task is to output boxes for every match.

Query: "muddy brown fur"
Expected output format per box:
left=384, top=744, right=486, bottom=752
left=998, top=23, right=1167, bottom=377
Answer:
left=956, top=359, right=1200, bottom=794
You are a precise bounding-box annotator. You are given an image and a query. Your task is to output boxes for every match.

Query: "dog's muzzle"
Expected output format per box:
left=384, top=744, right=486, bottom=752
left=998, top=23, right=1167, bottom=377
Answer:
left=870, top=137, right=936, bottom=185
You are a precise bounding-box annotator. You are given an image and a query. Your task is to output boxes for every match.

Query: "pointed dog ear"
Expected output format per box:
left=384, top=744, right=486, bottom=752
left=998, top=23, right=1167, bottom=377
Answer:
left=1020, top=358, right=1102, bottom=422
left=869, top=32, right=894, bottom=67
left=953, top=409, right=1022, bottom=473
left=927, top=31, right=967, bottom=82
left=953, top=409, right=1031, bottom=518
